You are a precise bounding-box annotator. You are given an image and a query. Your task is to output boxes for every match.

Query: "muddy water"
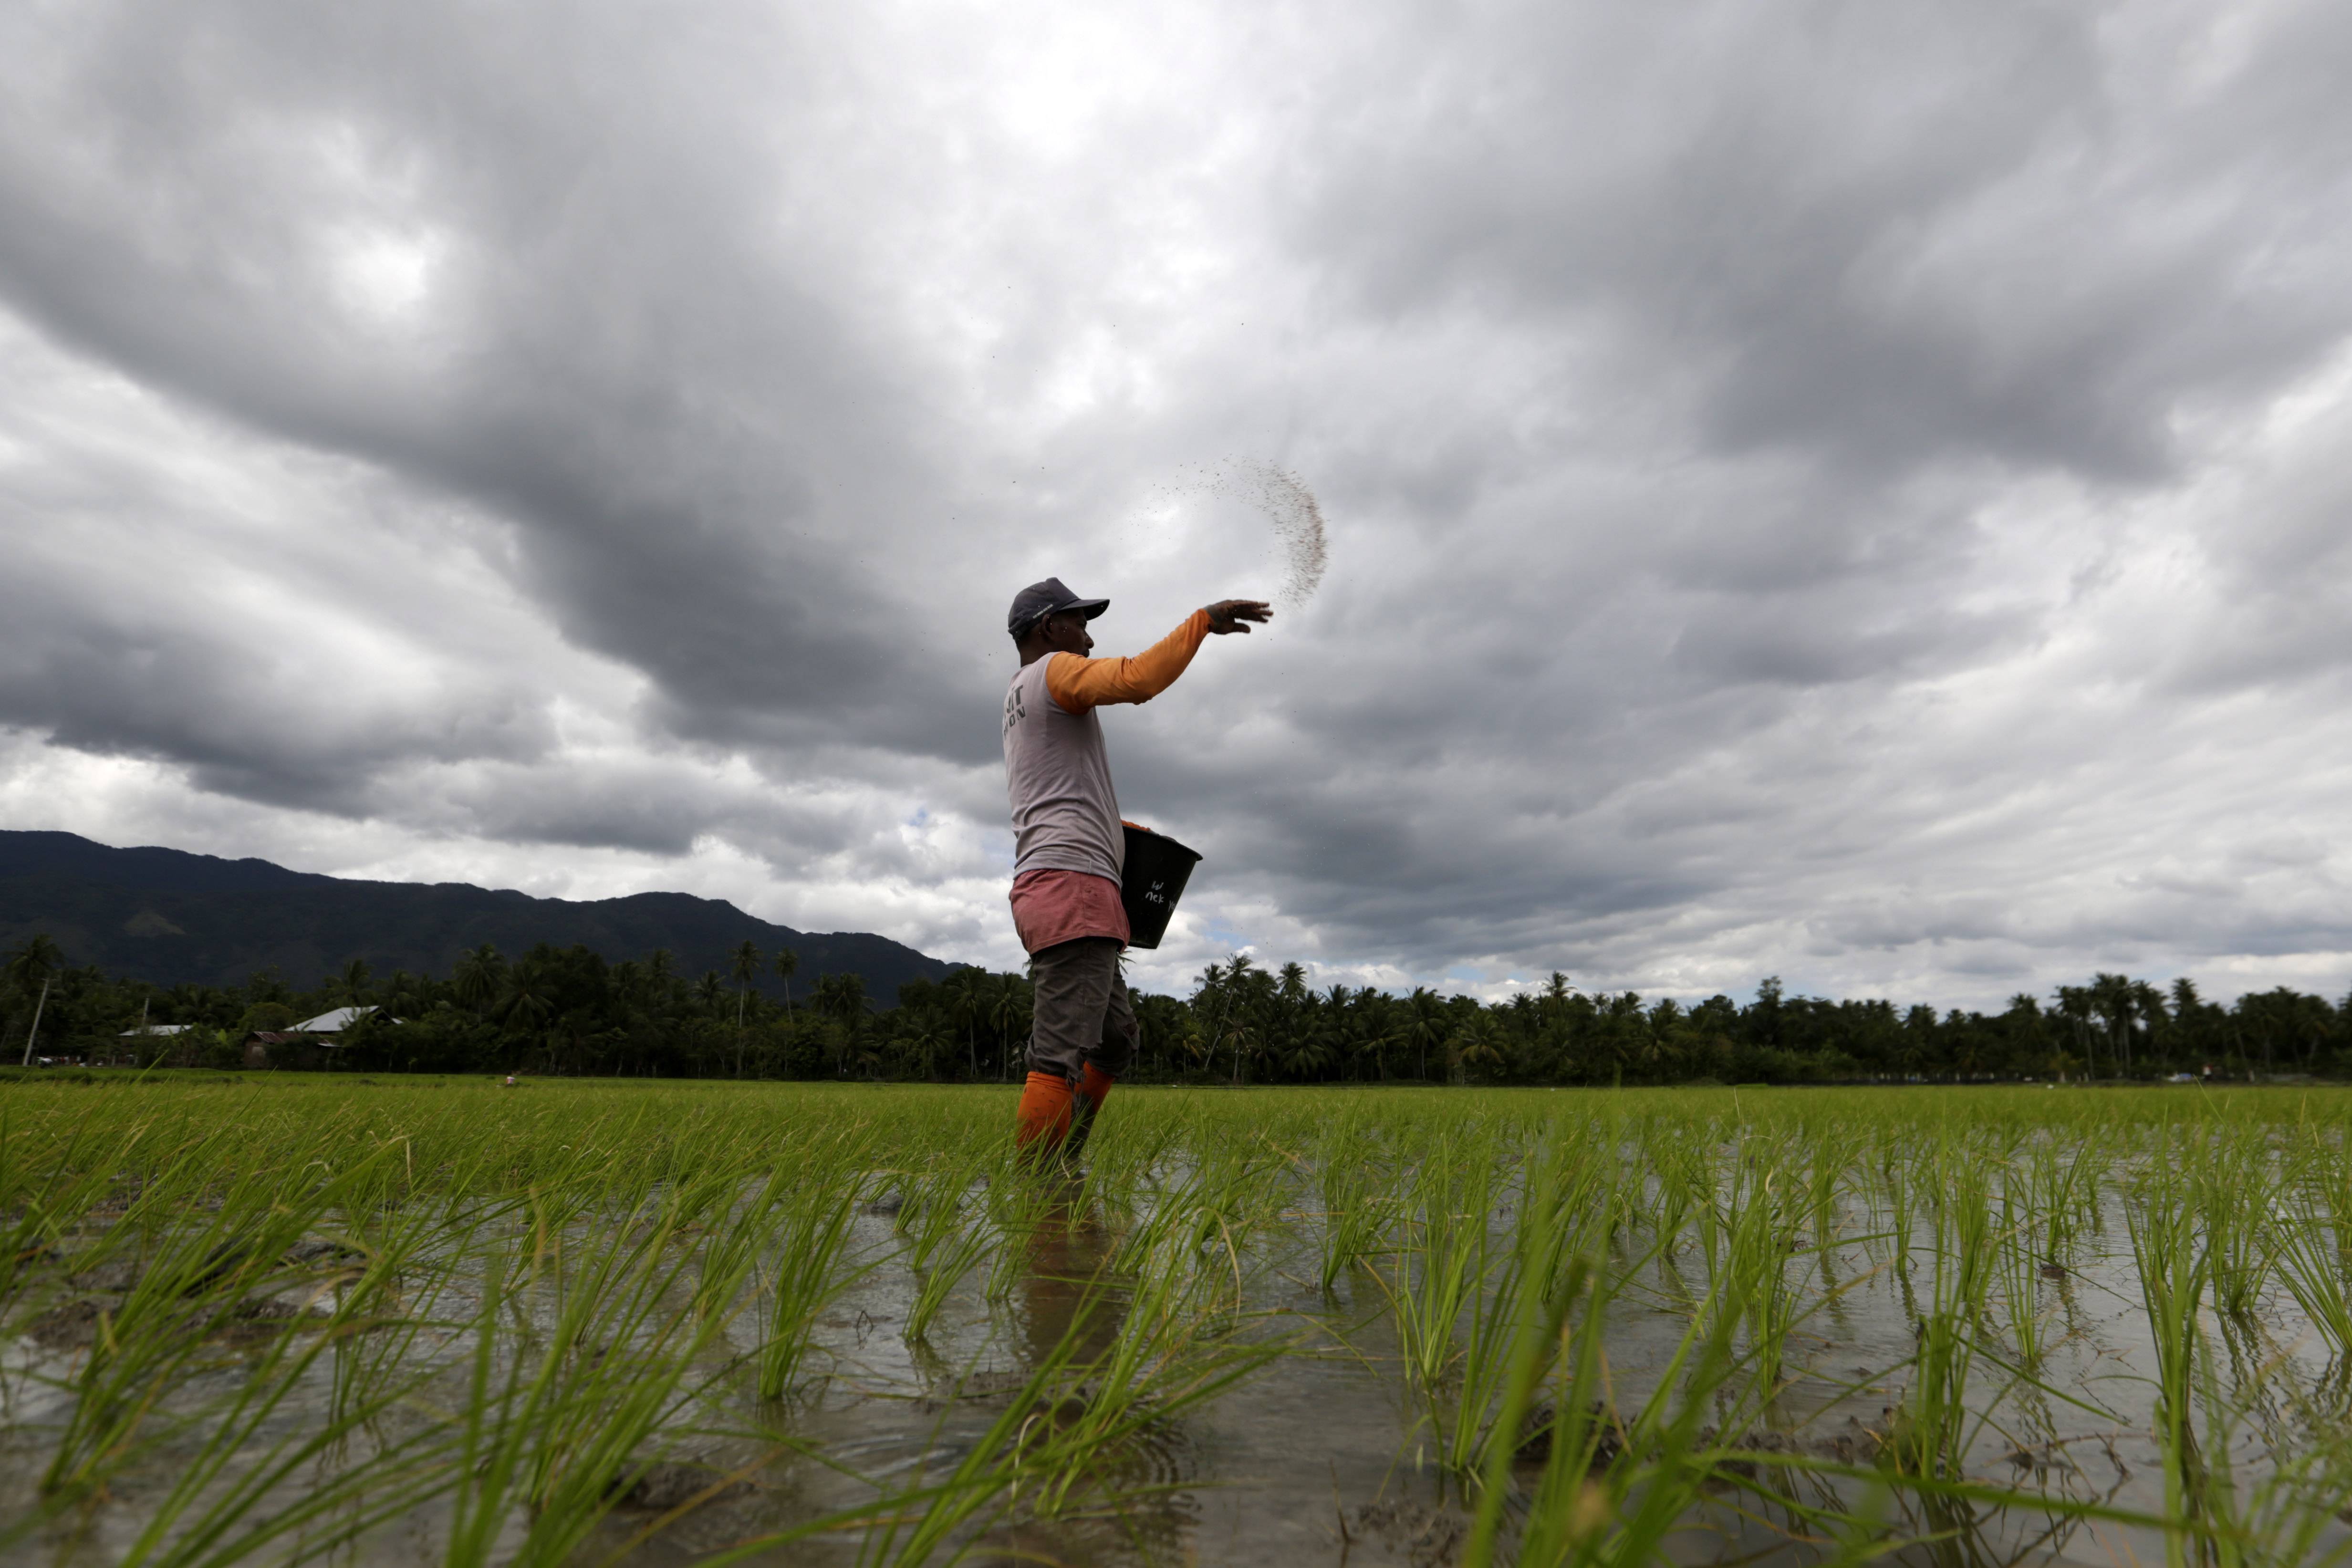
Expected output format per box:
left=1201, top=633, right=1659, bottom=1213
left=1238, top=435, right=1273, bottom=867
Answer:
left=575, top=1181, right=2345, bottom=1568
left=8, top=1173, right=2350, bottom=1567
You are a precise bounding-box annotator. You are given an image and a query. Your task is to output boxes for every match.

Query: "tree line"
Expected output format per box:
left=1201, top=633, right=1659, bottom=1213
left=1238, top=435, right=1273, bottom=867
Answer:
left=1, top=932, right=2344, bottom=1084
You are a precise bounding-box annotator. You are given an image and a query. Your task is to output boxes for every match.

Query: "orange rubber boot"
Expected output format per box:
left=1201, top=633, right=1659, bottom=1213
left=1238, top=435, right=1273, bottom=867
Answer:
left=1014, top=1072, right=1074, bottom=1155
left=1064, top=1064, right=1116, bottom=1163
left=1074, top=1062, right=1115, bottom=1118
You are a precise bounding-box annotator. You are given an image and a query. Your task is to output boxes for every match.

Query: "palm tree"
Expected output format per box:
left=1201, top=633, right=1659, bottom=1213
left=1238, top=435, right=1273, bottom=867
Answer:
left=1406, top=988, right=1447, bottom=1082
left=1223, top=954, right=1264, bottom=1085
left=2052, top=985, right=2096, bottom=1078
left=1223, top=1015, right=1260, bottom=1085
left=772, top=948, right=799, bottom=1017
left=1542, top=971, right=1573, bottom=1014
left=1320, top=983, right=1358, bottom=1079
left=813, top=972, right=868, bottom=1023
left=903, top=1010, right=952, bottom=1082
left=8, top=933, right=62, bottom=1067
left=8, top=932, right=63, bottom=997
left=732, top=941, right=760, bottom=1028
left=496, top=962, right=555, bottom=1058
left=729, top=940, right=760, bottom=1077
left=1278, top=1029, right=1335, bottom=1080
left=1454, top=1014, right=1506, bottom=1081
left=2082, top=973, right=2162, bottom=1077
left=695, top=971, right=726, bottom=1017
left=1190, top=960, right=1226, bottom=1067
left=1204, top=949, right=1260, bottom=1086
left=986, top=975, right=1029, bottom=1080
left=812, top=973, right=871, bottom=1078
left=944, top=967, right=987, bottom=1079
left=335, top=957, right=374, bottom=1008
left=377, top=969, right=417, bottom=1020
left=647, top=949, right=676, bottom=1017
left=1363, top=1008, right=1408, bottom=1083
left=454, top=945, right=505, bottom=1019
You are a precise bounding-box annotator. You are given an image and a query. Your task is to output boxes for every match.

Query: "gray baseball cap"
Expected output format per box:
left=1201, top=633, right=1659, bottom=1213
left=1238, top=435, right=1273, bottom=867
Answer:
left=1007, top=577, right=1109, bottom=636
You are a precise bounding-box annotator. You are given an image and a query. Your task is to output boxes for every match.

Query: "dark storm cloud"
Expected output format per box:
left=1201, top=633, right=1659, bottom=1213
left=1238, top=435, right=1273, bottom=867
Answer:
left=3, top=0, right=2352, bottom=1000
left=0, top=0, right=999, bottom=788
left=1287, top=1, right=2352, bottom=482
left=0, top=610, right=550, bottom=811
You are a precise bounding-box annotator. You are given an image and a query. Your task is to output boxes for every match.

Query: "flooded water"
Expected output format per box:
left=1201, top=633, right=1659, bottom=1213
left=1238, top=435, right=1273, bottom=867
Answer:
left=7, top=1089, right=2352, bottom=1567
left=568, top=1180, right=2346, bottom=1567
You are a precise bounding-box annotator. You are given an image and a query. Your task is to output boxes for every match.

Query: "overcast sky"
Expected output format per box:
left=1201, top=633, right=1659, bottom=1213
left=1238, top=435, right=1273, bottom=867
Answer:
left=4, top=0, right=2351, bottom=1008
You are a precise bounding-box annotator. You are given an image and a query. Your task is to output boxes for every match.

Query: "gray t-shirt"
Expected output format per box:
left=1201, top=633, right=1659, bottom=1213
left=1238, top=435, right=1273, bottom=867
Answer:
left=1003, top=653, right=1124, bottom=885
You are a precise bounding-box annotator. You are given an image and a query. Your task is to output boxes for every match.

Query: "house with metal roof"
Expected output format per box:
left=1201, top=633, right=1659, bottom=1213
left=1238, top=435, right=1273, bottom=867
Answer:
left=289, top=1005, right=381, bottom=1033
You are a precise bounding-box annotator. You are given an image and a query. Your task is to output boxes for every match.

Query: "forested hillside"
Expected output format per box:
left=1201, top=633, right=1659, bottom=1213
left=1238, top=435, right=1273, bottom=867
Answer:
left=4, top=917, right=2341, bottom=1085
left=0, top=831, right=947, bottom=1003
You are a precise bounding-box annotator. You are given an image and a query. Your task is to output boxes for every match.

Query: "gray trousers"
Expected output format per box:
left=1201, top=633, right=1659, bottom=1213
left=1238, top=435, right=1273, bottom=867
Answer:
left=1025, top=937, right=1138, bottom=1083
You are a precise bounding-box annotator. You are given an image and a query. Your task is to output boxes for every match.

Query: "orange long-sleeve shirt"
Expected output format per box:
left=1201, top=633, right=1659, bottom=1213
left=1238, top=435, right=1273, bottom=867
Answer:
left=1043, top=609, right=1211, bottom=713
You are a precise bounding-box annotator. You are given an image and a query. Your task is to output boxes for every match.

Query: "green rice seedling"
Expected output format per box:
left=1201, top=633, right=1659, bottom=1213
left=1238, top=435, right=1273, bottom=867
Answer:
left=2205, top=1375, right=2352, bottom=1568
left=905, top=1211, right=992, bottom=1350
left=1443, top=1132, right=1609, bottom=1483
left=2314, top=1132, right=2352, bottom=1283
left=1102, top=1165, right=1203, bottom=1280
left=762, top=1207, right=1280, bottom=1565
left=1806, top=1134, right=1845, bottom=1258
left=0, top=1110, right=149, bottom=1303
left=980, top=1166, right=1062, bottom=1304
left=2175, top=1312, right=2292, bottom=1568
left=103, top=1264, right=464, bottom=1568
left=1944, top=1147, right=1995, bottom=1322
left=819, top=1336, right=1090, bottom=1568
left=446, top=1177, right=747, bottom=1568
left=1645, top=1119, right=1706, bottom=1249
left=1385, top=1133, right=1502, bottom=1396
left=18, top=1076, right=2352, bottom=1567
left=1882, top=1307, right=1973, bottom=1485
left=2128, top=1160, right=2213, bottom=1568
left=1992, top=1178, right=2046, bottom=1366
left=444, top=1248, right=526, bottom=1568
left=2, top=1142, right=462, bottom=1567
left=38, top=1163, right=336, bottom=1501
left=689, top=1167, right=792, bottom=1328
left=755, top=1179, right=864, bottom=1401
left=324, top=1192, right=477, bottom=1434
left=1710, top=1133, right=1807, bottom=1397
left=2071, top=1128, right=2118, bottom=1250
left=1014, top=1236, right=1289, bottom=1522
left=2265, top=1186, right=2352, bottom=1362
left=1879, top=1136, right=1917, bottom=1283
left=1462, top=1233, right=1592, bottom=1565
left=2193, top=1133, right=2274, bottom=1324
left=1495, top=1203, right=1758, bottom=1568
left=2031, top=1133, right=2085, bottom=1267
left=1109, top=1142, right=1280, bottom=1315
left=1880, top=1154, right=1988, bottom=1487
left=1315, top=1133, right=1401, bottom=1297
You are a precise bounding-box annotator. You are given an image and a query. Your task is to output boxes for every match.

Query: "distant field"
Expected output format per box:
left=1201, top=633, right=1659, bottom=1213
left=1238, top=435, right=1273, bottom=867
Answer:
left=4, top=1078, right=2350, bottom=1566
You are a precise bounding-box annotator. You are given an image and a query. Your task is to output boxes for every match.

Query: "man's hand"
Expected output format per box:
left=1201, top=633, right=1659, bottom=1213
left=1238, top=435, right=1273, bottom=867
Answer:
left=1204, top=599, right=1273, bottom=635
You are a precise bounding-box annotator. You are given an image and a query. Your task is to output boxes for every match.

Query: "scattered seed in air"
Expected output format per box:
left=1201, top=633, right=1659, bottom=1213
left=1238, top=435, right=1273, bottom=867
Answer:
left=1143, top=457, right=1330, bottom=608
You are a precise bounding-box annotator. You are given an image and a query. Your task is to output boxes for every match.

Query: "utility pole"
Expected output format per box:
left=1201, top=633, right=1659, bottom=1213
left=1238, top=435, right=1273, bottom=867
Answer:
left=19, top=978, right=50, bottom=1069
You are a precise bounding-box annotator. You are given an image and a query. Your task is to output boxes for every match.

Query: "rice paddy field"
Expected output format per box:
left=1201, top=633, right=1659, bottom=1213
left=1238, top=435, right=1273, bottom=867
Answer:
left=6, top=1078, right=2352, bottom=1567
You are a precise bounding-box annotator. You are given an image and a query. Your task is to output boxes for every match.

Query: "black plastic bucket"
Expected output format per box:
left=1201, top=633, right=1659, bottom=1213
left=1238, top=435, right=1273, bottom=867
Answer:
left=1120, top=824, right=1202, bottom=950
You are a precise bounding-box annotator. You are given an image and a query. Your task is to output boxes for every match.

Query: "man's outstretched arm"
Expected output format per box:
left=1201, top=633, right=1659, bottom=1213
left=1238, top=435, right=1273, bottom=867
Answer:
left=1046, top=600, right=1270, bottom=713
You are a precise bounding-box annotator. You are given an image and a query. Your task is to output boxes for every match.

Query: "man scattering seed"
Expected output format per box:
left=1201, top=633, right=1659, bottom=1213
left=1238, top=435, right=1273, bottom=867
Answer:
left=1002, top=578, right=1271, bottom=1159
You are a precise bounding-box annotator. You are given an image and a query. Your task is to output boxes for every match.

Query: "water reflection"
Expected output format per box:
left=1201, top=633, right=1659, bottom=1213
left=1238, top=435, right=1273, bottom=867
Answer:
left=1016, top=1179, right=1124, bottom=1371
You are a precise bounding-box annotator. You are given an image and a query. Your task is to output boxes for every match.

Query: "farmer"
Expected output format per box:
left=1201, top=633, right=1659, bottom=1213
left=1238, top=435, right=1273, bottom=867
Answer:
left=1002, top=578, right=1270, bottom=1158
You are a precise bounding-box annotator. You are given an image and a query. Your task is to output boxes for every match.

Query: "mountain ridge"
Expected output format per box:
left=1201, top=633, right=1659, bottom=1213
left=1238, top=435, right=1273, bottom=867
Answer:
left=0, top=830, right=954, bottom=1003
